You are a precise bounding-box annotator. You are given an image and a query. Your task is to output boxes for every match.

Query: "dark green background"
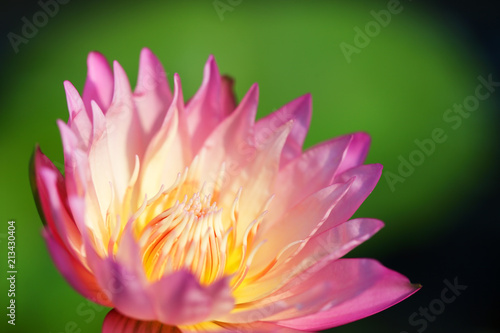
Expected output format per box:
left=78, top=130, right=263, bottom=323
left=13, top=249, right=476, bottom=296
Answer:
left=1, top=0, right=498, bottom=332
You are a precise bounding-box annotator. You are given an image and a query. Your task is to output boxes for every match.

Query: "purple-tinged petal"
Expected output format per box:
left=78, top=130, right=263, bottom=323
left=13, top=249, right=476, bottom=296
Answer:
left=150, top=272, right=234, bottom=325
left=88, top=251, right=156, bottom=321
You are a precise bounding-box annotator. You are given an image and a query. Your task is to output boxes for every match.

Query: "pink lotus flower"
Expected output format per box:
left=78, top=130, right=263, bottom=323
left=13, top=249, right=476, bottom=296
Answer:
left=31, top=48, right=419, bottom=332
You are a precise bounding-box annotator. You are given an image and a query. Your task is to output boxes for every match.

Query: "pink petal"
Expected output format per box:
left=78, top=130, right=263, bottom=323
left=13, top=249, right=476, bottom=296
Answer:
left=82, top=51, right=114, bottom=114
left=197, top=83, right=258, bottom=186
left=87, top=102, right=117, bottom=220
left=43, top=229, right=112, bottom=307
left=222, top=121, right=292, bottom=243
left=239, top=218, right=384, bottom=303
left=57, top=120, right=87, bottom=197
left=58, top=119, right=106, bottom=234
left=134, top=48, right=173, bottom=143
left=278, top=218, right=384, bottom=279
left=255, top=94, right=311, bottom=167
left=221, top=279, right=332, bottom=324
left=139, top=74, right=187, bottom=198
left=316, top=163, right=382, bottom=233
left=276, top=258, right=420, bottom=331
left=186, top=55, right=225, bottom=154
left=243, top=180, right=354, bottom=298
left=334, top=132, right=371, bottom=176
left=102, top=61, right=145, bottom=198
left=65, top=81, right=91, bottom=147
left=269, top=133, right=370, bottom=225
left=32, top=147, right=82, bottom=256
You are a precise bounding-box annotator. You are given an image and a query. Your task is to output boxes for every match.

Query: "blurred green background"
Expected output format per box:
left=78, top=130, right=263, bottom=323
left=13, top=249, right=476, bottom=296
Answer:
left=1, top=0, right=498, bottom=332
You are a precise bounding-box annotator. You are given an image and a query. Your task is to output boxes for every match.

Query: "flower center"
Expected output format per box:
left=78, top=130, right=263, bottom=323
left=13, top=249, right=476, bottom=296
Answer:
left=138, top=190, right=223, bottom=283
left=127, top=162, right=270, bottom=289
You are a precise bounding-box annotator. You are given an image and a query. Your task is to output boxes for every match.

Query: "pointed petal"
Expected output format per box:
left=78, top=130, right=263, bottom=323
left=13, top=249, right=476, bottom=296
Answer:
left=334, top=132, right=371, bottom=176
left=240, top=218, right=384, bottom=303
left=134, top=48, right=173, bottom=141
left=240, top=180, right=354, bottom=299
left=32, top=147, right=83, bottom=256
left=269, top=133, right=371, bottom=225
left=186, top=56, right=225, bottom=153
left=86, top=102, right=116, bottom=224
left=221, top=279, right=332, bottom=324
left=197, top=84, right=258, bottom=185
left=278, top=218, right=384, bottom=280
left=316, top=163, right=382, bottom=233
left=83, top=51, right=114, bottom=113
left=255, top=94, right=311, bottom=166
left=223, top=121, right=292, bottom=242
left=139, top=74, right=184, bottom=199
left=64, top=81, right=92, bottom=147
left=277, top=259, right=420, bottom=331
left=57, top=120, right=87, bottom=197
left=103, top=60, right=145, bottom=198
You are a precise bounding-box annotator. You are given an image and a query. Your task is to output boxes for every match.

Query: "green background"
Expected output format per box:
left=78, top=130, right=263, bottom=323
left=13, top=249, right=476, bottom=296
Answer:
left=1, top=0, right=498, bottom=332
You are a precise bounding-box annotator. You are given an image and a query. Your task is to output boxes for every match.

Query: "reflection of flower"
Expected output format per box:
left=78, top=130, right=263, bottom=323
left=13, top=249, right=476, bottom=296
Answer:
left=31, top=48, right=419, bottom=332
